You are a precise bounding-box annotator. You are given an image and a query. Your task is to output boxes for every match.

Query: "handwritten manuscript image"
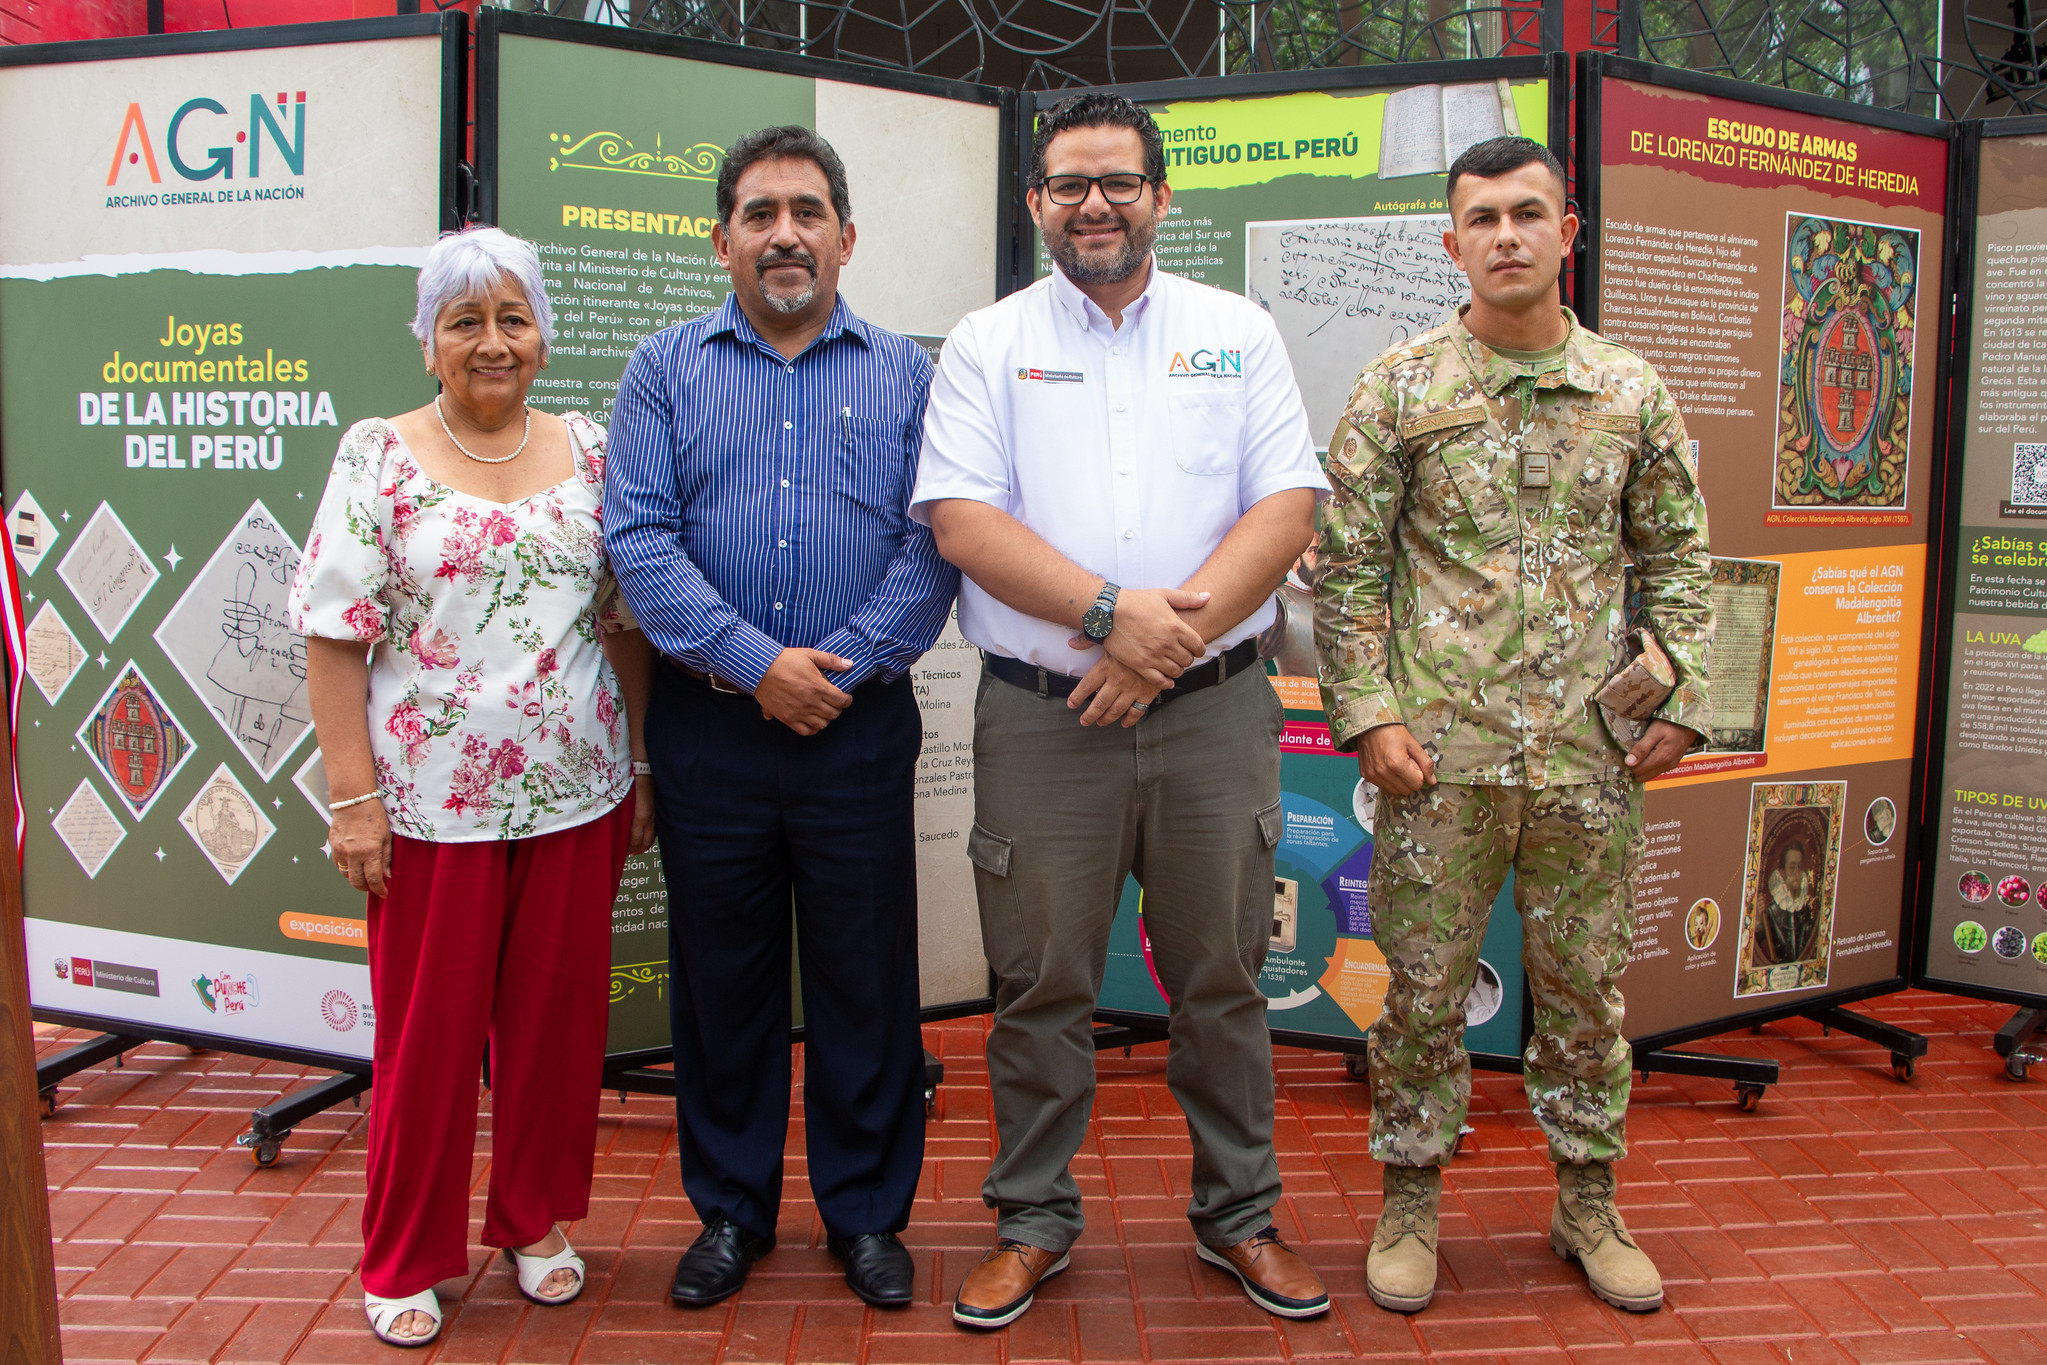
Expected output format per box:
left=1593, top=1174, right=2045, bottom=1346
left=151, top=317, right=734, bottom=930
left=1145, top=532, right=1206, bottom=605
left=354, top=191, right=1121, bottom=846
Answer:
left=57, top=502, right=157, bottom=642
left=1773, top=214, right=1918, bottom=512
left=25, top=601, right=87, bottom=706
left=1705, top=558, right=1781, bottom=753
left=52, top=778, right=124, bottom=880
left=1734, top=780, right=1847, bottom=998
left=1245, top=214, right=1467, bottom=444
left=153, top=501, right=310, bottom=781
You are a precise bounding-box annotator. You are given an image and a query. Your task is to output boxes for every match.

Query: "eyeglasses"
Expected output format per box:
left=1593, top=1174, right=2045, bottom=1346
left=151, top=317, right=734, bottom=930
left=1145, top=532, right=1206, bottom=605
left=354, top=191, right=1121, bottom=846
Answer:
left=1038, top=173, right=1153, bottom=206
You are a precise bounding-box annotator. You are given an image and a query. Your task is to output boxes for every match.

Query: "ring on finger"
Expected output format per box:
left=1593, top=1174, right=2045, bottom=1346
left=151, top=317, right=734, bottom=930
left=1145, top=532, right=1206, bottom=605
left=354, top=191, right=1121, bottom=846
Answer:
left=1129, top=700, right=1151, bottom=714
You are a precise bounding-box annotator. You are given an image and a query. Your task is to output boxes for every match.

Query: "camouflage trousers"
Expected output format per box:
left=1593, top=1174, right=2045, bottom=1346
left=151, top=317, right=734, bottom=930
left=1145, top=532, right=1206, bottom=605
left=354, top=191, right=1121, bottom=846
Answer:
left=1366, top=779, right=1643, bottom=1168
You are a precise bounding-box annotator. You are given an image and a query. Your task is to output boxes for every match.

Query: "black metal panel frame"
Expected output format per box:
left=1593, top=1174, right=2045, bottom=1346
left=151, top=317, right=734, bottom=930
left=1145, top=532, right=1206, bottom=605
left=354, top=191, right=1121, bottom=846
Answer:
left=1912, top=114, right=2047, bottom=1013
left=1575, top=51, right=1956, bottom=1059
left=32, top=1006, right=371, bottom=1075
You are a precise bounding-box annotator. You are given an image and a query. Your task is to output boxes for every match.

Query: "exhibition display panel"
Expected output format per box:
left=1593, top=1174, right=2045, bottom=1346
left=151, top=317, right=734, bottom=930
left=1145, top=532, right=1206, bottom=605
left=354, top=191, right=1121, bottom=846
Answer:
left=1, top=15, right=466, bottom=1090
left=1577, top=54, right=1953, bottom=1065
left=1920, top=115, right=2047, bottom=1076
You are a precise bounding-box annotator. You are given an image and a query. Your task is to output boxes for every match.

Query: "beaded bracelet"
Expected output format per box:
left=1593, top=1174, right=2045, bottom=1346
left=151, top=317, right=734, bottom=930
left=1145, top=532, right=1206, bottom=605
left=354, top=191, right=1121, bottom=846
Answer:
left=632, top=761, right=652, bottom=776
left=329, top=791, right=382, bottom=812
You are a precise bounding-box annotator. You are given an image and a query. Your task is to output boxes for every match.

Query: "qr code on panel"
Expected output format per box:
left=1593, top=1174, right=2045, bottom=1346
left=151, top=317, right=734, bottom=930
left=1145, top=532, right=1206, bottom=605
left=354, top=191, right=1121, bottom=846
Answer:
left=2014, top=443, right=2047, bottom=506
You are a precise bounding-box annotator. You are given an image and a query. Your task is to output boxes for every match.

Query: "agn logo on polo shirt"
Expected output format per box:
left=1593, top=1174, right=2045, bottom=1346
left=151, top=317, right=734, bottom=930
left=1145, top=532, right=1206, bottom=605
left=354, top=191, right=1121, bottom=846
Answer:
left=1167, top=348, right=1243, bottom=377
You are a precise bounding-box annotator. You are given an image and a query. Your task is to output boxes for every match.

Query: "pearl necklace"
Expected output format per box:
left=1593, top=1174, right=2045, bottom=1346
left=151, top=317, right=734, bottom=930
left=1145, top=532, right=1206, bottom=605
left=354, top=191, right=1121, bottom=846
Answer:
left=436, top=394, right=530, bottom=465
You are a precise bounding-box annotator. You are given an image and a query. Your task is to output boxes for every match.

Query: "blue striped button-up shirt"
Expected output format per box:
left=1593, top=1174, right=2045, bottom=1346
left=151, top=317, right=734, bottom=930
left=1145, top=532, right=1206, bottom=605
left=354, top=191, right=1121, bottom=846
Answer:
left=604, top=293, right=958, bottom=693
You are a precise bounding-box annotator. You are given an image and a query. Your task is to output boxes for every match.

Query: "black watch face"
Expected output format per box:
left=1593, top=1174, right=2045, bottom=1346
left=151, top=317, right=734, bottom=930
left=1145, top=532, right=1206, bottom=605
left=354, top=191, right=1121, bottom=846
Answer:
left=1082, top=604, right=1113, bottom=641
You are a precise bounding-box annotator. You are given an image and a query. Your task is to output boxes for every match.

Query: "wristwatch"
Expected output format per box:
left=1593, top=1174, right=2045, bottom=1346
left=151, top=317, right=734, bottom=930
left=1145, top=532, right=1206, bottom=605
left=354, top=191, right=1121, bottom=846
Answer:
left=1080, top=583, right=1120, bottom=643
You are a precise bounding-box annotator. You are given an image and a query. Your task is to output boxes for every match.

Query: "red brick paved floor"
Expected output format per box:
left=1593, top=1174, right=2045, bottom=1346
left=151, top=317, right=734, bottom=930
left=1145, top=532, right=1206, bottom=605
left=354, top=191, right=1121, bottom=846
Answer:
left=30, top=988, right=2047, bottom=1363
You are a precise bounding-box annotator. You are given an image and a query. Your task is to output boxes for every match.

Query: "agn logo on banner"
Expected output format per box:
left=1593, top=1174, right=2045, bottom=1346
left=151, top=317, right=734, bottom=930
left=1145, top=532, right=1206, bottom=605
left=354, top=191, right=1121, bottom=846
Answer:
left=105, top=91, right=307, bottom=186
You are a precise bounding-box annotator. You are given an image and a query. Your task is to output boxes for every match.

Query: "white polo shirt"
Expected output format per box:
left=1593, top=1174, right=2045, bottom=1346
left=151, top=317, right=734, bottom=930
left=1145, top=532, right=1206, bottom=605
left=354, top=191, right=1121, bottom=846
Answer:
left=911, top=258, right=1328, bottom=674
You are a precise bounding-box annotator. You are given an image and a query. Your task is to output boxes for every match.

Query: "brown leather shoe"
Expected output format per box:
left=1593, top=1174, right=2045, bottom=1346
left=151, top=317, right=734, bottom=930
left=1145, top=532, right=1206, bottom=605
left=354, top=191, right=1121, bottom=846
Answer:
left=952, top=1238, right=1070, bottom=1329
left=1195, top=1227, right=1331, bottom=1318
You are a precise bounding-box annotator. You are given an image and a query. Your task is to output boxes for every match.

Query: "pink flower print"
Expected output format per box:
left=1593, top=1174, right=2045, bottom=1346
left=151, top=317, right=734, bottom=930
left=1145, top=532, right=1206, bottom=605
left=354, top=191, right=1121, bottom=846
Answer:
left=595, top=688, right=617, bottom=730
left=482, top=510, right=519, bottom=546
left=587, top=450, right=606, bottom=482
left=341, top=597, right=384, bottom=640
left=408, top=621, right=462, bottom=670
left=390, top=488, right=422, bottom=538
left=435, top=520, right=486, bottom=582
left=443, top=732, right=493, bottom=815
left=489, top=739, right=527, bottom=779
left=384, top=701, right=431, bottom=765
left=535, top=648, right=559, bottom=677
left=507, top=680, right=544, bottom=724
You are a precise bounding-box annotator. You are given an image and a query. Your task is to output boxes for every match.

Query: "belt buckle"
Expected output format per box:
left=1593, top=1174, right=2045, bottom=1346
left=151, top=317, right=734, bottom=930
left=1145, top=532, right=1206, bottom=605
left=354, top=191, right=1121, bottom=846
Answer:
left=708, top=674, right=740, bottom=695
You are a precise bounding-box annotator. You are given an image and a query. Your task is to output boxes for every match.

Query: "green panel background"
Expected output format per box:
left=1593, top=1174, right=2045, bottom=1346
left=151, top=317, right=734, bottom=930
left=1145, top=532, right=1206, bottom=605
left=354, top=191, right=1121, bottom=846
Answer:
left=492, top=34, right=815, bottom=1053
left=6, top=266, right=429, bottom=958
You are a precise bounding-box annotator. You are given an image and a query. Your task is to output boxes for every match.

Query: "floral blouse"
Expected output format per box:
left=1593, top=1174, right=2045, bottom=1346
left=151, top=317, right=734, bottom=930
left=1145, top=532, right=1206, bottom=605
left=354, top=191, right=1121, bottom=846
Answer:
left=289, top=412, right=634, bottom=842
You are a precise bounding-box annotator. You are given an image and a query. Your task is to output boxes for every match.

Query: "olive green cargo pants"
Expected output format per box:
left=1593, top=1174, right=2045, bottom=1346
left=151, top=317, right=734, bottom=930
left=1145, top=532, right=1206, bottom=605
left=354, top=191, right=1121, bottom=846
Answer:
left=966, top=663, right=1285, bottom=1251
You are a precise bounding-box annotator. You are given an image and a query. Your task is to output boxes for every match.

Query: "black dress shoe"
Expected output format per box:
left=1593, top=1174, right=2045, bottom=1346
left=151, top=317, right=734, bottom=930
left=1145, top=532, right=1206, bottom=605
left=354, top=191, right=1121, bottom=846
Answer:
left=828, top=1232, right=914, bottom=1307
left=670, top=1215, right=774, bottom=1307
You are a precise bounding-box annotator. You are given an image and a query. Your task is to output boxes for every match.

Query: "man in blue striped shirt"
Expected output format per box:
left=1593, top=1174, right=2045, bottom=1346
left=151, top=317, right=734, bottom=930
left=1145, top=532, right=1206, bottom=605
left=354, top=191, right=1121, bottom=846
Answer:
left=604, top=125, right=958, bottom=1314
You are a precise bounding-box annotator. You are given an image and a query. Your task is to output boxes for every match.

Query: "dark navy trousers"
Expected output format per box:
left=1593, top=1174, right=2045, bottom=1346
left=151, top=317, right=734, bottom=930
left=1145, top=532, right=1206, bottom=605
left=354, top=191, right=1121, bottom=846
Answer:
left=648, top=663, right=926, bottom=1240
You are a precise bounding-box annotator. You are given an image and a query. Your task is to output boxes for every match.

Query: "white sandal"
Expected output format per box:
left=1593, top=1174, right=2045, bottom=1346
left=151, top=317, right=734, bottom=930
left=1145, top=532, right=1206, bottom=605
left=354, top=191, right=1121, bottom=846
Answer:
left=364, top=1288, right=441, bottom=1348
left=505, top=1238, right=585, bottom=1305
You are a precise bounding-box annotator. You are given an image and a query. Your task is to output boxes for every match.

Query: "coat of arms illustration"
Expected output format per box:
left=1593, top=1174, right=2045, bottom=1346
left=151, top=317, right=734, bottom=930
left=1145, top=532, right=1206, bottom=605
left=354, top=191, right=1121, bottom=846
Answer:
left=1773, top=215, right=1918, bottom=511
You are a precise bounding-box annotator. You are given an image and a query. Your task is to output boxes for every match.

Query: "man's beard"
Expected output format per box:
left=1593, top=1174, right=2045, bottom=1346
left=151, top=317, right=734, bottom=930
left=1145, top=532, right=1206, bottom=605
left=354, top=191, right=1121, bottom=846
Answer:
left=757, top=248, right=818, bottom=314
left=1046, top=210, right=1157, bottom=285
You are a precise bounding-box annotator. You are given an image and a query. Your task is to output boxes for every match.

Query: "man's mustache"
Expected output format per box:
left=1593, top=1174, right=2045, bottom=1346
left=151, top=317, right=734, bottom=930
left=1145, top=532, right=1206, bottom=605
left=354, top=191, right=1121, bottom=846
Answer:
left=1065, top=217, right=1125, bottom=238
left=756, top=249, right=817, bottom=278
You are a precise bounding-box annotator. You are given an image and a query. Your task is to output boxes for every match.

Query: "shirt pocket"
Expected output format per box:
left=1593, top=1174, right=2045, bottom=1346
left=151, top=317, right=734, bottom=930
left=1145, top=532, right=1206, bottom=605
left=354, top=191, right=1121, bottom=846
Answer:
left=1166, top=388, right=1246, bottom=477
left=831, top=414, right=908, bottom=518
left=1411, top=431, right=1512, bottom=555
left=1569, top=424, right=1636, bottom=551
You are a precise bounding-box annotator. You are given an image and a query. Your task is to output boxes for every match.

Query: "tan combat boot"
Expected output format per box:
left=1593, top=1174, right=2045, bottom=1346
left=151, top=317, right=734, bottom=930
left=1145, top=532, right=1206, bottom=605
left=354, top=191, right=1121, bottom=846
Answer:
left=1550, top=1161, right=1663, bottom=1312
left=1366, top=1164, right=1440, bottom=1312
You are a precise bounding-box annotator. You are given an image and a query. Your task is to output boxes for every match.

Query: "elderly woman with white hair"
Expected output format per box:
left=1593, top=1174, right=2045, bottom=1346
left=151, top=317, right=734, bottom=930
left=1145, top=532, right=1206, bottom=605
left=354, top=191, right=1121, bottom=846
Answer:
left=291, top=225, right=655, bottom=1347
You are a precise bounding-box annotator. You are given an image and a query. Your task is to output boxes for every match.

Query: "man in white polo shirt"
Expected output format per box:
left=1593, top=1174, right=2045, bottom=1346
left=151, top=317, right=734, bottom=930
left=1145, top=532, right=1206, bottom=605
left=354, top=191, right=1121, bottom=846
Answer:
left=913, top=92, right=1331, bottom=1331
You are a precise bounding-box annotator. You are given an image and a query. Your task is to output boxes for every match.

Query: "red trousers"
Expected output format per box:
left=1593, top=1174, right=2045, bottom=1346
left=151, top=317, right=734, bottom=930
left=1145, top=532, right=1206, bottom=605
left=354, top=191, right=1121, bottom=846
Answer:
left=358, top=795, right=634, bottom=1299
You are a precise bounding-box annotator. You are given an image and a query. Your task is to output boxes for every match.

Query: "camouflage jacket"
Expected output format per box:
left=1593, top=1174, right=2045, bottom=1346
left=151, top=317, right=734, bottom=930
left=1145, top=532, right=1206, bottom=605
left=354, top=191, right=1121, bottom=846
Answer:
left=1313, top=306, right=1713, bottom=788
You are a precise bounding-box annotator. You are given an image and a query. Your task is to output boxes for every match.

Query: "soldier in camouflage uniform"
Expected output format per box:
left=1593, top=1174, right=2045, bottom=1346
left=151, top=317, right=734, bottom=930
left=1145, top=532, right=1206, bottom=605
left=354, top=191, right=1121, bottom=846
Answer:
left=1312, top=137, right=1713, bottom=1315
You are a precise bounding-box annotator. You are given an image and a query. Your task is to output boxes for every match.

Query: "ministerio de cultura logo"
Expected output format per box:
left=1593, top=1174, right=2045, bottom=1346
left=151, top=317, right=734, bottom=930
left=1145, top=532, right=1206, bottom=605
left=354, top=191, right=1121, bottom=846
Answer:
left=104, top=89, right=309, bottom=209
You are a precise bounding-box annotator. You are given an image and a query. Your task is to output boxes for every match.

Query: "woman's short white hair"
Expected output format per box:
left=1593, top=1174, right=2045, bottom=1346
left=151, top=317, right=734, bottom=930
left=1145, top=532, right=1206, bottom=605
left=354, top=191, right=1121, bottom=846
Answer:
left=411, top=226, right=555, bottom=359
